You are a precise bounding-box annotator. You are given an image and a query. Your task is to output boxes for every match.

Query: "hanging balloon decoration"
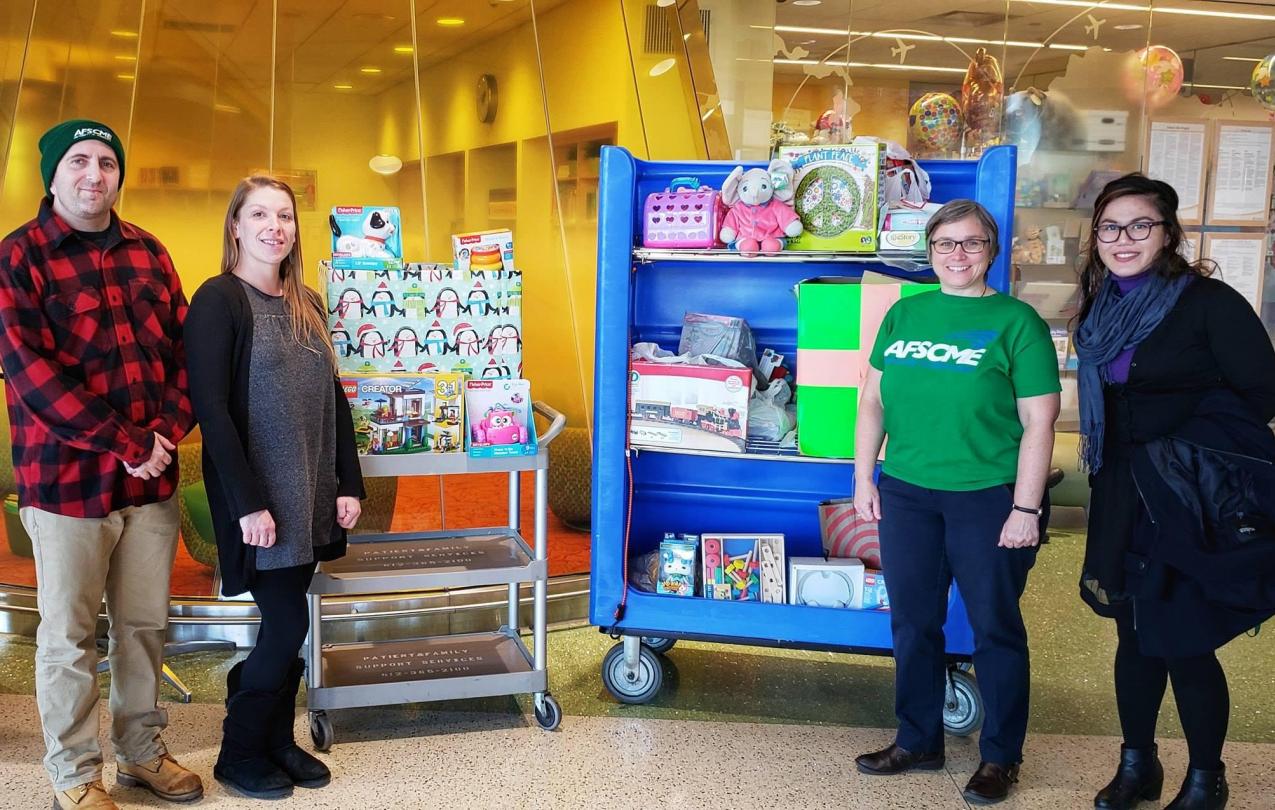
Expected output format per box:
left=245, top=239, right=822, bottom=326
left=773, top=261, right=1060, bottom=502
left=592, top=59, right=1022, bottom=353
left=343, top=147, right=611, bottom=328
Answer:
left=1251, top=55, right=1275, bottom=111
left=909, top=92, right=963, bottom=155
left=1122, top=45, right=1184, bottom=109
left=961, top=47, right=1004, bottom=153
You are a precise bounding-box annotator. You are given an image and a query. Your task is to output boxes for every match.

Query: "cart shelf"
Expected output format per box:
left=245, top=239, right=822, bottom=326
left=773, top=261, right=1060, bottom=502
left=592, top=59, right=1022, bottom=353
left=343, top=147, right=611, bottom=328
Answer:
left=630, top=444, right=850, bottom=465
left=633, top=247, right=929, bottom=270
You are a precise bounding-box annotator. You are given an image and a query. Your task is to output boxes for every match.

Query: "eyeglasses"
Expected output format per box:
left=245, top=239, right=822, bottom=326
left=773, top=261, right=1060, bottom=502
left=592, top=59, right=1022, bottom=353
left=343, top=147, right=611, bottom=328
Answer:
left=1094, top=221, right=1165, bottom=243
left=932, top=238, right=990, bottom=254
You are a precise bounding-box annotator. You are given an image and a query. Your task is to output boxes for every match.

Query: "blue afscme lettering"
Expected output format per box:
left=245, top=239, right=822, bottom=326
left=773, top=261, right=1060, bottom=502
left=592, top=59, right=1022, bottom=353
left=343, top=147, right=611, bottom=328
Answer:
left=883, top=339, right=986, bottom=367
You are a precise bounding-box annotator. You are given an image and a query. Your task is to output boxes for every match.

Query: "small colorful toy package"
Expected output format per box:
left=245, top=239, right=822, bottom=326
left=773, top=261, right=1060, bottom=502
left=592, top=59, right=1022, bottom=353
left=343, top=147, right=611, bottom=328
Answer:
left=465, top=379, right=537, bottom=458
left=657, top=535, right=698, bottom=597
left=330, top=206, right=403, bottom=270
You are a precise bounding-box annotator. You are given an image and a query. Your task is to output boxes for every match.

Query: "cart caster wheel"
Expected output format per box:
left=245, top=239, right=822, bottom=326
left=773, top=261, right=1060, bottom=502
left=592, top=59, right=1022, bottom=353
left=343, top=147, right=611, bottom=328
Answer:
left=943, top=669, right=984, bottom=737
left=601, top=642, right=663, bottom=704
left=534, top=695, right=563, bottom=731
left=309, top=710, right=334, bottom=752
left=641, top=636, right=676, bottom=656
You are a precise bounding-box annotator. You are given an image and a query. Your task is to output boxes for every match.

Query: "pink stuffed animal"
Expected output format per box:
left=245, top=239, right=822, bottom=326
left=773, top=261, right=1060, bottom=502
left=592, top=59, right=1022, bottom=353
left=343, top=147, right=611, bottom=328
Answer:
left=719, top=159, right=803, bottom=256
left=475, top=409, right=527, bottom=446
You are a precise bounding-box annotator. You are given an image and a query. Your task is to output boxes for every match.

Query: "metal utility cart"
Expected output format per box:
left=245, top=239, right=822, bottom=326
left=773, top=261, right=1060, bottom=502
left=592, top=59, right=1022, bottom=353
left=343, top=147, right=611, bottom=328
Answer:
left=305, top=401, right=565, bottom=750
left=590, top=145, right=1021, bottom=736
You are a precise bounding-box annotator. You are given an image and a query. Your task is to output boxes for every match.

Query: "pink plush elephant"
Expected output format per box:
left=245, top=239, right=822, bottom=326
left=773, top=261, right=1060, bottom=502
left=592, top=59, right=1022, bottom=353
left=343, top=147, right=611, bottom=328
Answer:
left=719, top=159, right=804, bottom=256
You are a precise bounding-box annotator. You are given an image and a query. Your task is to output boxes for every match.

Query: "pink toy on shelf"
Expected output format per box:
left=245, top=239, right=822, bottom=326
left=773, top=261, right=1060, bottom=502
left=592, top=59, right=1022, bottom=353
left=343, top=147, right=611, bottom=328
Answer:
left=641, top=177, right=726, bottom=249
left=474, top=409, right=528, bottom=446
left=718, top=159, right=803, bottom=256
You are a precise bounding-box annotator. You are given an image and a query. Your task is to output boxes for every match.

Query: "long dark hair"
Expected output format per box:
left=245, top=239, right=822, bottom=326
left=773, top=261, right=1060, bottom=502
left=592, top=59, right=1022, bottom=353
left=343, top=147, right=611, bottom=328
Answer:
left=1074, top=173, right=1211, bottom=325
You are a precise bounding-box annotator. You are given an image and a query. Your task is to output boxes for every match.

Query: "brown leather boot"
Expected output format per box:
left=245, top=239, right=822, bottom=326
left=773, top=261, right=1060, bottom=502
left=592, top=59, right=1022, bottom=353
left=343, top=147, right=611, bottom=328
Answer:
left=53, top=780, right=118, bottom=809
left=116, top=752, right=204, bottom=802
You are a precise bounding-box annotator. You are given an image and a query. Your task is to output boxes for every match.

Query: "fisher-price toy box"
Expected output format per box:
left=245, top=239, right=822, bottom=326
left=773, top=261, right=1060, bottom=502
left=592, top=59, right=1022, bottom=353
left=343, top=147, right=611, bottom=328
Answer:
left=629, top=361, right=752, bottom=453
left=452, top=229, right=515, bottom=279
left=465, top=379, right=537, bottom=458
left=777, top=143, right=886, bottom=252
left=342, top=373, right=465, bottom=455
left=330, top=206, right=404, bottom=270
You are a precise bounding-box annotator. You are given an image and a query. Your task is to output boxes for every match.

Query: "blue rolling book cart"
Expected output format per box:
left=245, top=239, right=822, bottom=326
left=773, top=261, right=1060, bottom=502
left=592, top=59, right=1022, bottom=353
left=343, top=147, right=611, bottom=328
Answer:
left=589, top=144, right=1018, bottom=734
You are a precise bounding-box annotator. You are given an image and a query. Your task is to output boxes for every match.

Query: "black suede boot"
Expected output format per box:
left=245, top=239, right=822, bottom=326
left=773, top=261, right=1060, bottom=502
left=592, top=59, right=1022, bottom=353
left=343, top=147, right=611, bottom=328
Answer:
left=1095, top=744, right=1164, bottom=809
left=1164, top=765, right=1228, bottom=810
left=266, top=660, right=330, bottom=789
left=214, top=665, right=294, bottom=800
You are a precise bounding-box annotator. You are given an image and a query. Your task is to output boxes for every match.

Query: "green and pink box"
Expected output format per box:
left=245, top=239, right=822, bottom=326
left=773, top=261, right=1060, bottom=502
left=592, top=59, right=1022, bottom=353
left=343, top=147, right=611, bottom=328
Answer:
left=796, top=275, right=938, bottom=458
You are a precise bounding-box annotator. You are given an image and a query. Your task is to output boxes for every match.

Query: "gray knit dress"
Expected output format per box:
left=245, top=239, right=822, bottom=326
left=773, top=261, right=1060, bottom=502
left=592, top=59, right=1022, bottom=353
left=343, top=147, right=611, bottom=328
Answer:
left=240, top=279, right=339, bottom=570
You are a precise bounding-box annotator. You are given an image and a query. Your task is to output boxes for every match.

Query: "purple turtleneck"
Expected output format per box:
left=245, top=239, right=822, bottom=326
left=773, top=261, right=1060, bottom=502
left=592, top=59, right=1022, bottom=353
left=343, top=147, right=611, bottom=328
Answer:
left=1106, top=270, right=1153, bottom=383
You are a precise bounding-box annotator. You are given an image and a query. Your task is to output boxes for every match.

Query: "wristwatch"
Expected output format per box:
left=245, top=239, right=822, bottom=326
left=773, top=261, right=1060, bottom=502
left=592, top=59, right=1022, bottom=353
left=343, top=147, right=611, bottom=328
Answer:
left=1012, top=504, right=1043, bottom=516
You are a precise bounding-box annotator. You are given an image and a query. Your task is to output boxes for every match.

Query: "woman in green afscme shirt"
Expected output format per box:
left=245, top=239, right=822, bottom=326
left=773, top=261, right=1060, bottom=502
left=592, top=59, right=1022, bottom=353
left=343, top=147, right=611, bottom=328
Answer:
left=851, top=199, right=1061, bottom=806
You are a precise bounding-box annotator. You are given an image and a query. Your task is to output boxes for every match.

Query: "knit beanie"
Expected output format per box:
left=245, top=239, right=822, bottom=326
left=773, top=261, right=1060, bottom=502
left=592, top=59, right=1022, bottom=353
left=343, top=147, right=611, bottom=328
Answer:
left=38, top=119, right=126, bottom=197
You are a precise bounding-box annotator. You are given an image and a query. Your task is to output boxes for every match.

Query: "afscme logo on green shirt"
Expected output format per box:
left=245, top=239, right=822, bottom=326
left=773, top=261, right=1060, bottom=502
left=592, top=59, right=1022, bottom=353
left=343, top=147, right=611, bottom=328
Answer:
left=883, top=339, right=987, bottom=366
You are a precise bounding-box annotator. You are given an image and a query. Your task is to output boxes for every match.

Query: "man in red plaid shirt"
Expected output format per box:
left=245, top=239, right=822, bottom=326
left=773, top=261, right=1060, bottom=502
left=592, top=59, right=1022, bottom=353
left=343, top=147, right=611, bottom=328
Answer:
left=0, top=120, right=203, bottom=809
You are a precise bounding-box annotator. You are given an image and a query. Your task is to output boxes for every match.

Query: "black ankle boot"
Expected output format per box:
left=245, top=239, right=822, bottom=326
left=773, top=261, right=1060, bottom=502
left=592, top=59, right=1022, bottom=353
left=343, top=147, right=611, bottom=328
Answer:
left=266, top=659, right=330, bottom=789
left=1095, top=744, right=1163, bottom=809
left=214, top=666, right=294, bottom=800
left=1164, top=765, right=1228, bottom=810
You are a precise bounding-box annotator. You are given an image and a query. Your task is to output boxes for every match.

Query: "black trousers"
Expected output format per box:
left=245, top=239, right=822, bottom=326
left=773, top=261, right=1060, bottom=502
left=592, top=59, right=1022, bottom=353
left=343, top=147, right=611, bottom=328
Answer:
left=241, top=561, right=317, bottom=693
left=878, top=474, right=1041, bottom=765
left=1113, top=610, right=1229, bottom=769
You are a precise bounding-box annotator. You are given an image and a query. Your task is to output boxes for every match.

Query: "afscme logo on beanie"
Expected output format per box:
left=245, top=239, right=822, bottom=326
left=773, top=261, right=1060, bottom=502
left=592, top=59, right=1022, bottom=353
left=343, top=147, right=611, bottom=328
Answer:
left=73, top=127, right=113, bottom=141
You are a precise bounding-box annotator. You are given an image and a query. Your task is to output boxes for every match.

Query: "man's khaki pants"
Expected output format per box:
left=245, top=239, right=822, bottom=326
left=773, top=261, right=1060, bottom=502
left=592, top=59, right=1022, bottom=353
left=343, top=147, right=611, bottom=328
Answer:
left=22, top=497, right=180, bottom=791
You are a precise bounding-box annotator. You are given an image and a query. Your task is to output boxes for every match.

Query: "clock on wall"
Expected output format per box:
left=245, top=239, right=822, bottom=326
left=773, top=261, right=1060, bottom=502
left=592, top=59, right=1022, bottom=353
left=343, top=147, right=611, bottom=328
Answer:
left=477, top=73, right=498, bottom=124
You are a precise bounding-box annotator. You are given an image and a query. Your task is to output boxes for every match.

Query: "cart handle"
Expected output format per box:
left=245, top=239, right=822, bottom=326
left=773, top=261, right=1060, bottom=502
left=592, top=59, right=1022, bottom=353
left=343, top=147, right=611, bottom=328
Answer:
left=532, top=401, right=567, bottom=448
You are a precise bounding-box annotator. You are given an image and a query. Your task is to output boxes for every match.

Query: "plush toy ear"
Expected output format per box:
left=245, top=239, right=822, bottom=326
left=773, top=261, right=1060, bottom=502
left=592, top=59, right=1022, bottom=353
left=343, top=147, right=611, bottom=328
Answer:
left=767, top=159, right=796, bottom=203
left=721, top=166, right=744, bottom=206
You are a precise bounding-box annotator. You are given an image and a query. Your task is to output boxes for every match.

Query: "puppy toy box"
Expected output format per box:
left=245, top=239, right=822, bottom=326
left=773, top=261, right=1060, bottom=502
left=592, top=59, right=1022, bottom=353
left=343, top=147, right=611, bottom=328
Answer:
left=330, top=206, right=403, bottom=270
left=657, top=535, right=698, bottom=597
left=777, top=142, right=886, bottom=252
left=453, top=229, right=515, bottom=278
left=629, top=360, right=752, bottom=453
left=787, top=557, right=866, bottom=609
left=465, top=379, right=537, bottom=458
left=342, top=373, right=465, bottom=455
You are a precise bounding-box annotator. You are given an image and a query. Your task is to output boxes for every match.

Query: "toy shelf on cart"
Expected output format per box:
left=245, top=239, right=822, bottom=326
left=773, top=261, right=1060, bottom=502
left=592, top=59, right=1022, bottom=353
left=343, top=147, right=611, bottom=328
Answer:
left=589, top=144, right=1019, bottom=736
left=304, top=401, right=566, bottom=750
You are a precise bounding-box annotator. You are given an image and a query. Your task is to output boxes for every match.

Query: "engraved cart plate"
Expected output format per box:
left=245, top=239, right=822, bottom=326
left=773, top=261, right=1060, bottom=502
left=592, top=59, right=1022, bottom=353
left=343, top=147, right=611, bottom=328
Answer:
left=321, top=632, right=531, bottom=687
left=320, top=534, right=529, bottom=579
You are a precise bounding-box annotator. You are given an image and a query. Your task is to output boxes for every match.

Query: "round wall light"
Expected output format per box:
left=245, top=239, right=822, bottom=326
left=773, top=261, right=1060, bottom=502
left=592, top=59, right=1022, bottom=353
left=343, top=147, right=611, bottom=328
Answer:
left=369, top=155, right=404, bottom=175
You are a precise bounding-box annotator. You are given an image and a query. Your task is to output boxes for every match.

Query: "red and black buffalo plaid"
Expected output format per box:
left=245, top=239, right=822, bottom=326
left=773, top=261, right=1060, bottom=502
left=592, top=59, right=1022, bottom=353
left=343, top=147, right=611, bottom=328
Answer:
left=0, top=199, right=194, bottom=518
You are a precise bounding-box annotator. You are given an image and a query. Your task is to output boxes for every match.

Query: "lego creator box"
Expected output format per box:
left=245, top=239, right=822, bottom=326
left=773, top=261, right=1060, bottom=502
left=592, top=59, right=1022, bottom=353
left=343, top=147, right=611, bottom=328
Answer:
left=629, top=361, right=751, bottom=453
left=701, top=535, right=761, bottom=601
left=452, top=229, right=514, bottom=279
left=795, top=275, right=937, bottom=458
left=779, top=143, right=886, bottom=252
left=657, top=538, right=698, bottom=597
left=330, top=206, right=404, bottom=270
left=342, top=373, right=465, bottom=455
left=465, top=379, right=537, bottom=458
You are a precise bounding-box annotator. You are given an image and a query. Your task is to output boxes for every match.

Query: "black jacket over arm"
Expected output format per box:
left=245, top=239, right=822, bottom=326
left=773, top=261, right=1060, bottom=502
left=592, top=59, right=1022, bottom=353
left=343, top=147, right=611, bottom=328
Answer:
left=185, top=273, right=363, bottom=597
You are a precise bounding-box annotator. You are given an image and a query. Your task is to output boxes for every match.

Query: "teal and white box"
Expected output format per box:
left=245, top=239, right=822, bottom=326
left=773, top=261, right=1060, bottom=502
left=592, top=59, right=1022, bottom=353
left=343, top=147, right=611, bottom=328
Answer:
left=465, top=379, right=537, bottom=458
left=330, top=206, right=404, bottom=270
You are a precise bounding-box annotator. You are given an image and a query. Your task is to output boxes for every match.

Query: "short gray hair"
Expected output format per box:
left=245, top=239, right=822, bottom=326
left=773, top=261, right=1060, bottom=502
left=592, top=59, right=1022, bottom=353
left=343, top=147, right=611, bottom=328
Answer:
left=925, top=199, right=1000, bottom=265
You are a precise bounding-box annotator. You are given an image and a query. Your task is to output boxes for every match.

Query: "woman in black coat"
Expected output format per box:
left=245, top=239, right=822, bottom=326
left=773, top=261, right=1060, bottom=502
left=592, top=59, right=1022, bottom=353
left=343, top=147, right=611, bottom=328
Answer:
left=1073, top=173, right=1275, bottom=810
left=186, top=176, right=364, bottom=800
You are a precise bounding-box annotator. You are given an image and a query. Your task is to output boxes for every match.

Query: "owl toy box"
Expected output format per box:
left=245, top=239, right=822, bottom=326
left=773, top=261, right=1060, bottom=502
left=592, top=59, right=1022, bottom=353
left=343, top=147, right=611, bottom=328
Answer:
left=342, top=373, right=465, bottom=455
left=330, top=206, right=403, bottom=270
left=465, top=378, right=537, bottom=458
left=777, top=143, right=886, bottom=252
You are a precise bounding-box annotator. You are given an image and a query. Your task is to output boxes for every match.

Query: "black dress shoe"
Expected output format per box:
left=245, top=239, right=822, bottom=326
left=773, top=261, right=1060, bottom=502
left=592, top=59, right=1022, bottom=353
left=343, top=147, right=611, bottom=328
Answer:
left=963, top=761, right=1020, bottom=805
left=1095, top=744, right=1163, bottom=809
left=1164, top=765, right=1228, bottom=810
left=855, top=743, right=945, bottom=775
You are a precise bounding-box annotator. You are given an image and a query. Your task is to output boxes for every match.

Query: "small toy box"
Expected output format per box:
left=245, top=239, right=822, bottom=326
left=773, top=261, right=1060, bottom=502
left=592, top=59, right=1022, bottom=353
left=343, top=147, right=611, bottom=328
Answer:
left=861, top=569, right=889, bottom=610
left=641, top=177, right=726, bottom=249
left=330, top=206, right=403, bottom=270
left=701, top=534, right=769, bottom=601
left=880, top=201, right=941, bottom=253
left=342, top=373, right=465, bottom=455
left=657, top=535, right=698, bottom=596
left=629, top=360, right=751, bottom=453
left=452, top=229, right=515, bottom=279
left=787, top=557, right=865, bottom=609
left=778, top=142, right=886, bottom=252
left=465, top=378, right=537, bottom=458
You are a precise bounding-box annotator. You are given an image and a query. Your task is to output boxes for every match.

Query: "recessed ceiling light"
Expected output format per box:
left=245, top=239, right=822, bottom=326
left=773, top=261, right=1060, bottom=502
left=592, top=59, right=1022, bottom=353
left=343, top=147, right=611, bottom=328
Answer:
left=436, top=17, right=465, bottom=26
left=110, top=30, right=138, bottom=38
left=114, top=54, right=136, bottom=61
left=214, top=103, right=241, bottom=114
left=393, top=45, right=413, bottom=54
left=360, top=66, right=382, bottom=74
left=116, top=73, right=135, bottom=80
left=333, top=83, right=353, bottom=90
left=793, top=0, right=822, bottom=6
left=1223, top=56, right=1263, bottom=62
left=369, top=155, right=404, bottom=175
left=649, top=58, right=676, bottom=77
left=657, top=0, right=675, bottom=6
left=1113, top=23, right=1143, bottom=30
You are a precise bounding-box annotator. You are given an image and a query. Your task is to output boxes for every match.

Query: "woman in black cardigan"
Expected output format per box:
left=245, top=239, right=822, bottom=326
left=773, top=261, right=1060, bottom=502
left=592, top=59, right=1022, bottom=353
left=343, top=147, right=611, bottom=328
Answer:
left=186, top=176, right=364, bottom=800
left=1073, top=173, right=1275, bottom=810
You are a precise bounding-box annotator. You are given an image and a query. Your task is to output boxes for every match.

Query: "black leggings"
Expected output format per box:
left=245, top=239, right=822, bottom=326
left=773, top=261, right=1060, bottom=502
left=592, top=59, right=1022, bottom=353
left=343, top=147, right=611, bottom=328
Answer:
left=1114, top=611, right=1229, bottom=769
left=242, top=561, right=317, bottom=693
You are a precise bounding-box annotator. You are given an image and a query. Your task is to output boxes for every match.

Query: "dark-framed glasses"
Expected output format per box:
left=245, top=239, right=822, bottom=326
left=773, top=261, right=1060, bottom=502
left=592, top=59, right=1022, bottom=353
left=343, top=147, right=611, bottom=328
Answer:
left=932, top=237, right=989, bottom=254
left=1094, top=221, right=1165, bottom=243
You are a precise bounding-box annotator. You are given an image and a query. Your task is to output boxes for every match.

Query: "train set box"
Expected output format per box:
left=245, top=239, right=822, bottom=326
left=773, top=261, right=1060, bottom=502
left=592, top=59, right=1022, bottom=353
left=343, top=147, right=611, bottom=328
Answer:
left=628, top=360, right=752, bottom=453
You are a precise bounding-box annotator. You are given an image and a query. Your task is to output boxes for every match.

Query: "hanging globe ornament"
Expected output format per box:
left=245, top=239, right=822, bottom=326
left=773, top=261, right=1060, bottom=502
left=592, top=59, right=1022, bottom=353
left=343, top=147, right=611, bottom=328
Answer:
left=1251, top=55, right=1275, bottom=111
left=1122, top=45, right=1184, bottom=109
left=909, top=92, right=963, bottom=155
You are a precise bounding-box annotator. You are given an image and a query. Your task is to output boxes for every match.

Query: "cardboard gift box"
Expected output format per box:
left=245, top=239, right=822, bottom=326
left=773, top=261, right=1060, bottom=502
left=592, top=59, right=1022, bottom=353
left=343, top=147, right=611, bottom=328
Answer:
left=818, top=497, right=881, bottom=568
left=629, top=360, right=752, bottom=453
left=795, top=273, right=938, bottom=458
left=778, top=142, right=886, bottom=252
left=342, top=373, right=465, bottom=455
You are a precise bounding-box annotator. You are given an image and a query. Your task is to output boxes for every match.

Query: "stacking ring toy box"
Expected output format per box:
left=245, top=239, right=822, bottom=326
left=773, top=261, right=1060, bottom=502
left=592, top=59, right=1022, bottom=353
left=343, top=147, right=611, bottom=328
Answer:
left=341, top=373, right=465, bottom=455
left=453, top=229, right=515, bottom=278
left=795, top=273, right=937, bottom=457
left=777, top=142, right=886, bottom=252
left=465, top=378, right=537, bottom=458
left=329, top=206, right=404, bottom=270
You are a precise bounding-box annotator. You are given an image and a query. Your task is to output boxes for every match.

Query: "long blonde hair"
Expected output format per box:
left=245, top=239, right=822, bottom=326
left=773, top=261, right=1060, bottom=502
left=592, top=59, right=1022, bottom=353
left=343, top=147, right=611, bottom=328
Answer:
left=221, top=175, right=335, bottom=369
